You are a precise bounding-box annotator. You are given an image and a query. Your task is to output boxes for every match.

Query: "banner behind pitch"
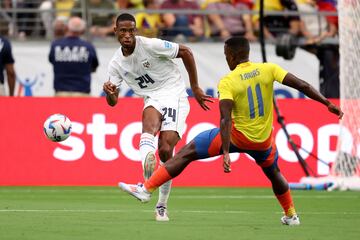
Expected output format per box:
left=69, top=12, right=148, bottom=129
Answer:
left=0, top=98, right=342, bottom=186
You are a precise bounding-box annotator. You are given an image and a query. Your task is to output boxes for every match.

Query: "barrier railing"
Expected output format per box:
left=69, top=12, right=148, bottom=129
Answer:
left=0, top=6, right=339, bottom=43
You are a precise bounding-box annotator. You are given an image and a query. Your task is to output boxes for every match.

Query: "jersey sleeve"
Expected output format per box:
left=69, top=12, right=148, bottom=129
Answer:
left=145, top=38, right=179, bottom=59
left=269, top=63, right=288, bottom=83
left=107, top=59, right=123, bottom=87
left=218, top=77, right=234, bottom=101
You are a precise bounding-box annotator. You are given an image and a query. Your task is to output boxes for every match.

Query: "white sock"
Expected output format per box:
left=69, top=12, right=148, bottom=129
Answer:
left=157, top=161, right=172, bottom=207
left=139, top=133, right=156, bottom=171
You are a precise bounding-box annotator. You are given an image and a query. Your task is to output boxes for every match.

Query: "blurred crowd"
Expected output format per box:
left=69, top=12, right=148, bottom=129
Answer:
left=0, top=0, right=340, bottom=98
left=0, top=0, right=339, bottom=44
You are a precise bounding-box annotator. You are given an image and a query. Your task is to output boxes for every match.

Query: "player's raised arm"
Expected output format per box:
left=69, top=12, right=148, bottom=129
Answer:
left=282, top=73, right=344, bottom=119
left=103, top=80, right=120, bottom=107
left=177, top=44, right=213, bottom=111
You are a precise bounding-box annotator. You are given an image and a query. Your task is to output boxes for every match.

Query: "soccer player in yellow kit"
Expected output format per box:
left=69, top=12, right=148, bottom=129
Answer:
left=118, top=36, right=344, bottom=225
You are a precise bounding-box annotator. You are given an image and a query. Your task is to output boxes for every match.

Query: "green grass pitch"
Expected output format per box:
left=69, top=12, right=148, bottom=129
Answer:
left=0, top=187, right=359, bottom=240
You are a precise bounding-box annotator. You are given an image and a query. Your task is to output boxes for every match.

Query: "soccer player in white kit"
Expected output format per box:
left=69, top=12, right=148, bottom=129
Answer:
left=103, top=13, right=212, bottom=221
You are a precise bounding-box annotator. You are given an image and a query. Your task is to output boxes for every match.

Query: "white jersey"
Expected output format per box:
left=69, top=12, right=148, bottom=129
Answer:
left=108, top=36, right=187, bottom=98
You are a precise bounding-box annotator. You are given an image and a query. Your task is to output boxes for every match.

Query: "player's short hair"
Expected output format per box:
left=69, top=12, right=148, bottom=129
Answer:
left=225, top=37, right=250, bottom=55
left=116, top=13, right=136, bottom=26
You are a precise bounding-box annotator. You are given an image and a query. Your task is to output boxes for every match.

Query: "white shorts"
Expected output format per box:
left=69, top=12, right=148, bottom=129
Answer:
left=144, top=94, right=190, bottom=138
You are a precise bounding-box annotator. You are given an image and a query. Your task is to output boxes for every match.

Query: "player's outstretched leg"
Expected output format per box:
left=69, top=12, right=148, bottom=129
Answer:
left=118, top=182, right=152, bottom=203
left=118, top=140, right=199, bottom=202
left=254, top=143, right=300, bottom=226
left=118, top=164, right=173, bottom=203
left=118, top=129, right=216, bottom=221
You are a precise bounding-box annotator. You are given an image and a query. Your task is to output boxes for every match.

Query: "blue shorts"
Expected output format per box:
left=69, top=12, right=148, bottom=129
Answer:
left=193, top=128, right=278, bottom=169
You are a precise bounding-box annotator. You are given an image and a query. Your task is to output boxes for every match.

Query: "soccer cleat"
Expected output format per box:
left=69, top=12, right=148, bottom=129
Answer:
left=155, top=205, right=169, bottom=221
left=143, top=152, right=156, bottom=180
left=281, top=214, right=300, bottom=226
left=118, top=182, right=151, bottom=203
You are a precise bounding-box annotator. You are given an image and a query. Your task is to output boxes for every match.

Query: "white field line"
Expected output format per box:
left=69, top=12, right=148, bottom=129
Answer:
left=171, top=195, right=360, bottom=199
left=0, top=189, right=359, bottom=200
left=0, top=209, right=360, bottom=215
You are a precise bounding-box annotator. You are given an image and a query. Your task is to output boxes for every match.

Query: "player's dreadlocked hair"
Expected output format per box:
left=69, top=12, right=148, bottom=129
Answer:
left=225, top=37, right=250, bottom=57
left=116, top=13, right=136, bottom=25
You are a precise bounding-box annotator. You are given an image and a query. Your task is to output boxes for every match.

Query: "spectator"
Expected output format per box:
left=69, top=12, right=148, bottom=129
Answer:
left=40, top=0, right=75, bottom=39
left=73, top=0, right=116, bottom=38
left=202, top=0, right=257, bottom=41
left=298, top=0, right=339, bottom=98
left=135, top=0, right=163, bottom=38
left=161, top=0, right=204, bottom=41
left=14, top=0, right=42, bottom=39
left=0, top=35, right=16, bottom=96
left=0, top=1, right=10, bottom=36
left=48, top=17, right=99, bottom=96
left=232, top=0, right=257, bottom=41
left=53, top=16, right=68, bottom=39
left=55, top=0, right=76, bottom=19
left=298, top=0, right=337, bottom=45
left=115, top=0, right=144, bottom=8
left=253, top=0, right=301, bottom=39
left=231, top=0, right=253, bottom=8
left=39, top=1, right=54, bottom=39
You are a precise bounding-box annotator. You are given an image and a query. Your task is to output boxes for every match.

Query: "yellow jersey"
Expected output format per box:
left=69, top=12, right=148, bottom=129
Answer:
left=218, top=61, right=288, bottom=142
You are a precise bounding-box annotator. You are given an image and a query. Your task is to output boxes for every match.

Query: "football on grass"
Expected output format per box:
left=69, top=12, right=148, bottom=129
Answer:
left=43, top=114, right=72, bottom=142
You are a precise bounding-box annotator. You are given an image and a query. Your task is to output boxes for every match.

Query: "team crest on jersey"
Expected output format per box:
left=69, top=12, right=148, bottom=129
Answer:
left=142, top=59, right=150, bottom=69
